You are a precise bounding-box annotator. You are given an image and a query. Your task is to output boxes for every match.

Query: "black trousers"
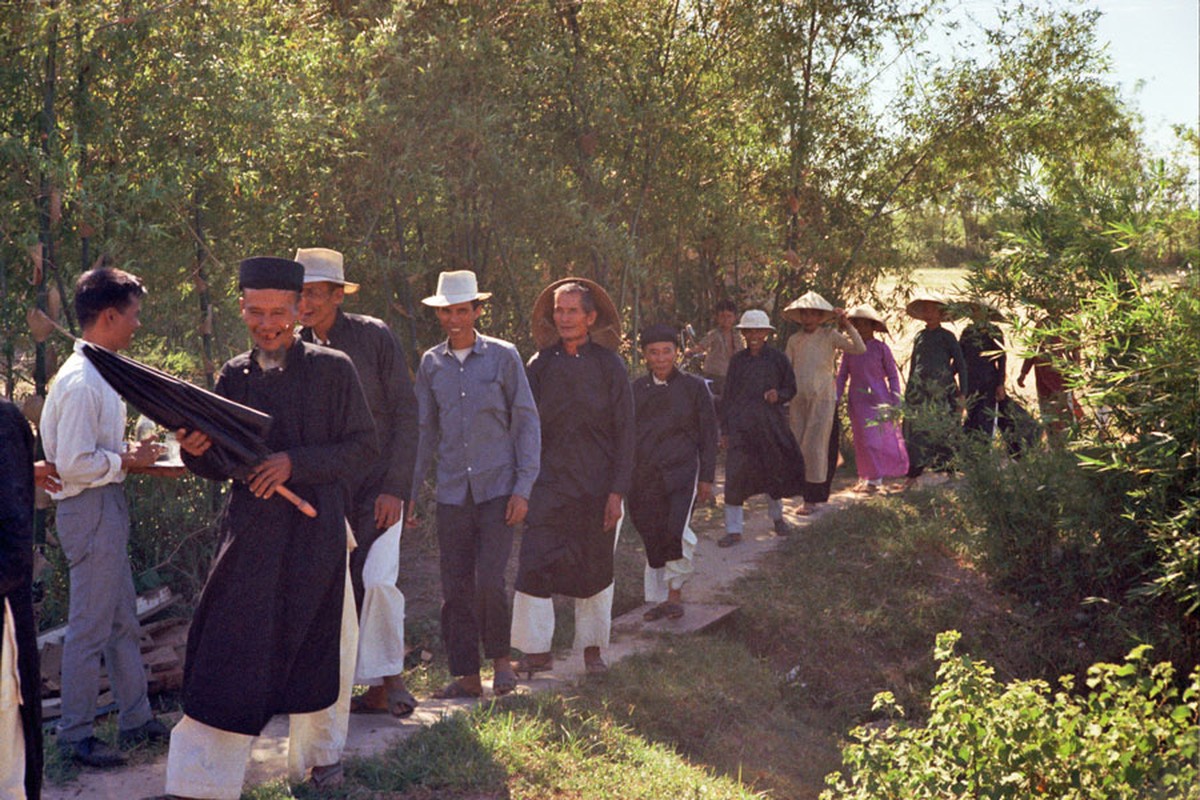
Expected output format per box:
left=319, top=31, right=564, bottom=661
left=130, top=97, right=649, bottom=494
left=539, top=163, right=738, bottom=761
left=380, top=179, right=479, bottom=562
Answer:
left=802, top=415, right=840, bottom=504
left=629, top=475, right=694, bottom=569
left=436, top=494, right=514, bottom=676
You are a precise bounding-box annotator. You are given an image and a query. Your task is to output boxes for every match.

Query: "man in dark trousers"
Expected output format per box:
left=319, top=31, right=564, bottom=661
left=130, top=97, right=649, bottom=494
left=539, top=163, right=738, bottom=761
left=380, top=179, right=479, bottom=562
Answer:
left=629, top=325, right=718, bottom=621
left=511, top=278, right=635, bottom=676
left=411, top=270, right=540, bottom=699
left=164, top=257, right=376, bottom=798
left=1, top=399, right=43, bottom=799
left=295, top=247, right=419, bottom=717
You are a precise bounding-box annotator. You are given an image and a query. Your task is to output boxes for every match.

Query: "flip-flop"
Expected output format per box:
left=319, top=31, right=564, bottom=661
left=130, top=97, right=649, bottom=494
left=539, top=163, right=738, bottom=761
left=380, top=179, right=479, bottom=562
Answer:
left=584, top=657, right=609, bottom=676
left=432, top=680, right=483, bottom=700
left=492, top=670, right=519, bottom=696
left=661, top=602, right=685, bottom=620
left=717, top=533, right=742, bottom=548
left=307, top=761, right=344, bottom=789
left=387, top=686, right=419, bottom=717
left=349, top=695, right=390, bottom=715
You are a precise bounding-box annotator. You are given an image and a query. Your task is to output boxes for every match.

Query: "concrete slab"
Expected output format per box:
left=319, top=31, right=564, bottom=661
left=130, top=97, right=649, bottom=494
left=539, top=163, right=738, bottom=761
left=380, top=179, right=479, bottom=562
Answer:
left=612, top=602, right=740, bottom=635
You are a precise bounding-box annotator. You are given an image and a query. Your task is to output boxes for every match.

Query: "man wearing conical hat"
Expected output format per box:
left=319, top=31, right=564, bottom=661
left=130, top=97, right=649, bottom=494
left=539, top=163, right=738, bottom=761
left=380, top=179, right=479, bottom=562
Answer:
left=165, top=257, right=377, bottom=796
left=511, top=278, right=635, bottom=676
left=411, top=270, right=540, bottom=699
left=782, top=291, right=865, bottom=514
left=294, top=247, right=420, bottom=719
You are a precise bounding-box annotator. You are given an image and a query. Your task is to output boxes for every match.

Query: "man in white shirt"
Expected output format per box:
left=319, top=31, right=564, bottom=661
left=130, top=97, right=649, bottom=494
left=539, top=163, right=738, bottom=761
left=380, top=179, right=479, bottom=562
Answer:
left=40, top=268, right=167, bottom=768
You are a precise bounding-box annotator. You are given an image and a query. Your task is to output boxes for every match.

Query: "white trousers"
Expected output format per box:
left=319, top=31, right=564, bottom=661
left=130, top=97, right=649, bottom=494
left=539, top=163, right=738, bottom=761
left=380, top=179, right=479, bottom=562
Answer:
left=510, top=585, right=614, bottom=653
left=510, top=505, right=623, bottom=653
left=644, top=526, right=697, bottom=602
left=354, top=519, right=406, bottom=685
left=0, top=600, right=26, bottom=800
left=165, top=560, right=358, bottom=799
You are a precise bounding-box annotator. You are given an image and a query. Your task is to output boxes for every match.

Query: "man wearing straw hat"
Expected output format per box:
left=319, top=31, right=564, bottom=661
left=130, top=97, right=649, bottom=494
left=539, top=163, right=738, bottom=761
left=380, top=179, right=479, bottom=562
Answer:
left=165, top=257, right=376, bottom=797
left=782, top=291, right=865, bottom=514
left=411, top=270, right=540, bottom=699
left=511, top=278, right=635, bottom=676
left=295, top=247, right=420, bottom=718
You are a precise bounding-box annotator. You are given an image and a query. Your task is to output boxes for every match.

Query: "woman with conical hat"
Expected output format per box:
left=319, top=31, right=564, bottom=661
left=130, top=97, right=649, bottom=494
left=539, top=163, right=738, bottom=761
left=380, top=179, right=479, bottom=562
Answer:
left=782, top=290, right=865, bottom=513
left=511, top=278, right=634, bottom=676
left=901, top=292, right=967, bottom=490
left=836, top=305, right=909, bottom=492
left=956, top=298, right=1009, bottom=443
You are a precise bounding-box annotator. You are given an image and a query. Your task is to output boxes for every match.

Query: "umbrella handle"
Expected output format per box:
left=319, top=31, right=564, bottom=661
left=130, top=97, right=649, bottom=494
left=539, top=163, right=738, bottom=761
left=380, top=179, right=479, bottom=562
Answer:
left=276, top=485, right=318, bottom=518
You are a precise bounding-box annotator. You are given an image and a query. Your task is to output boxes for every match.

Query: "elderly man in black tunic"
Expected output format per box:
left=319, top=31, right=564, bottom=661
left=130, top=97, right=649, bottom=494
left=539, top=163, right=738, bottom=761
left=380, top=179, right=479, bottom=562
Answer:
left=717, top=310, right=805, bottom=547
left=511, top=279, right=635, bottom=677
left=629, top=324, right=718, bottom=622
left=0, top=399, right=43, bottom=800
left=163, top=257, right=376, bottom=799
left=295, top=247, right=419, bottom=718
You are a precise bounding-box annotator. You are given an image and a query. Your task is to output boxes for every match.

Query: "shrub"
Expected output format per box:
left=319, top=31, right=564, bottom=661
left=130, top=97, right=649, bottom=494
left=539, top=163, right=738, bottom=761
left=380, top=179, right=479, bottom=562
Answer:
left=822, top=631, right=1200, bottom=800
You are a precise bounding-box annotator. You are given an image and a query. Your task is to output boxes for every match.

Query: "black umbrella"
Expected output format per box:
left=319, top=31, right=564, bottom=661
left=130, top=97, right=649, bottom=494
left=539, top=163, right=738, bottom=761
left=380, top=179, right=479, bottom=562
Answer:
left=81, top=342, right=317, bottom=518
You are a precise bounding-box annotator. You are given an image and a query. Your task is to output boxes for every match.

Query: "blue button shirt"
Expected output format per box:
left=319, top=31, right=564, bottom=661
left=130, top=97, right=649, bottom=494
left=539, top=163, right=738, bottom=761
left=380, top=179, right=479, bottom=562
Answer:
left=411, top=333, right=541, bottom=505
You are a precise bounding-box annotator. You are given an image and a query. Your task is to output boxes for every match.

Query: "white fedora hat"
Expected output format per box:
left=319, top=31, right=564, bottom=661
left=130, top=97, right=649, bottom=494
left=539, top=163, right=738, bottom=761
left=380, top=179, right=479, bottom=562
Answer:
left=735, top=309, right=775, bottom=331
left=422, top=270, right=493, bottom=307
left=294, top=247, right=359, bottom=293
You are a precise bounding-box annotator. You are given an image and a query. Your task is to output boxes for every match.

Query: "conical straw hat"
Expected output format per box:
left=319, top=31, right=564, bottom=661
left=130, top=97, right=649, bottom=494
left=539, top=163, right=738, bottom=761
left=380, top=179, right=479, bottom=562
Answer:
left=531, top=277, right=622, bottom=351
left=846, top=304, right=888, bottom=333
left=782, top=291, right=835, bottom=324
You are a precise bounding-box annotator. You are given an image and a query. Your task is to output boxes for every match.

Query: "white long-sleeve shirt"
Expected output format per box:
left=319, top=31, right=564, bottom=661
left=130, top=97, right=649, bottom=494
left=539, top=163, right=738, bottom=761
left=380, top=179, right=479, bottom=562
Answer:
left=39, top=340, right=127, bottom=500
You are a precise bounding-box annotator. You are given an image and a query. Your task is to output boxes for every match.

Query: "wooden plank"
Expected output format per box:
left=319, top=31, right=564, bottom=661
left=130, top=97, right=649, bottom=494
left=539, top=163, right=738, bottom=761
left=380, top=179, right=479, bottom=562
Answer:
left=37, top=585, right=177, bottom=649
left=612, top=602, right=740, bottom=635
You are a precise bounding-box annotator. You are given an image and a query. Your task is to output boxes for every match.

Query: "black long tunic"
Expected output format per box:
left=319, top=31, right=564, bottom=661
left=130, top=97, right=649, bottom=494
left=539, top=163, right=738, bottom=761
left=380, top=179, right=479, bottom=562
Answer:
left=628, top=369, right=718, bottom=566
left=720, top=345, right=806, bottom=505
left=960, top=322, right=1006, bottom=436
left=301, top=310, right=418, bottom=608
left=904, top=327, right=967, bottom=471
left=0, top=399, right=41, bottom=800
left=516, top=340, right=635, bottom=599
left=182, top=340, right=376, bottom=735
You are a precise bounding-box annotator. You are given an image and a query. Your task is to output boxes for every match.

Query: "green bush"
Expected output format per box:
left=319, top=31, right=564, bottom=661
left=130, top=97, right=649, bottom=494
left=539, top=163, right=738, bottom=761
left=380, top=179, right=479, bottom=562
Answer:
left=956, top=443, right=1144, bottom=601
left=822, top=631, right=1200, bottom=800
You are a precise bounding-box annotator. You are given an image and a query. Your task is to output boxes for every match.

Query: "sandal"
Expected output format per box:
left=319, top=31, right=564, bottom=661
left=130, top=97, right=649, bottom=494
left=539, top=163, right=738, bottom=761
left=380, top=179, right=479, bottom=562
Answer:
left=432, top=679, right=483, bottom=700
left=492, top=670, right=519, bottom=696
left=661, top=601, right=685, bottom=620
left=350, top=694, right=389, bottom=715
left=643, top=603, right=669, bottom=621
left=514, top=654, right=554, bottom=679
left=308, top=761, right=344, bottom=790
left=717, top=533, right=742, bottom=548
left=386, top=686, right=419, bottom=717
left=584, top=657, right=609, bottom=676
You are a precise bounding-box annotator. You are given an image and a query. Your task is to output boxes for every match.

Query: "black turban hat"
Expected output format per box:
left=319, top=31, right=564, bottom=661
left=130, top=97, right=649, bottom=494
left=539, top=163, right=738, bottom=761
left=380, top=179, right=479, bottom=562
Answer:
left=639, top=323, right=680, bottom=349
left=238, top=257, right=305, bottom=292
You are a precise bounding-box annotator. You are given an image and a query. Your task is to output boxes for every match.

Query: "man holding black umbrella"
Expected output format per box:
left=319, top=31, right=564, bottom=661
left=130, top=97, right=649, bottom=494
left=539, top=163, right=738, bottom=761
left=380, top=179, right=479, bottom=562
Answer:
left=163, top=257, right=376, bottom=798
left=39, top=267, right=168, bottom=768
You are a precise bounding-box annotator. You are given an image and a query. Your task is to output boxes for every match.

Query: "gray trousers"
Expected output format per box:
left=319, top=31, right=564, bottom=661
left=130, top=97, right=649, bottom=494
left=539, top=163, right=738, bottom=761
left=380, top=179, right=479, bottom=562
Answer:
left=55, top=484, right=152, bottom=742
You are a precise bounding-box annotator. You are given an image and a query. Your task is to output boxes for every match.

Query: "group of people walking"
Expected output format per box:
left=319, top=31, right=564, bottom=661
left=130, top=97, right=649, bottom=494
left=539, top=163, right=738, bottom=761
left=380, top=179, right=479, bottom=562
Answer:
left=0, top=256, right=1069, bottom=800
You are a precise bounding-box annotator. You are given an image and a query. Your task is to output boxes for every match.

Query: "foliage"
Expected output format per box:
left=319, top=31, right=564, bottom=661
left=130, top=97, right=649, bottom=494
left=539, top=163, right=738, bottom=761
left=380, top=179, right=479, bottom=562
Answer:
left=1055, top=270, right=1200, bottom=615
left=822, top=631, right=1200, bottom=800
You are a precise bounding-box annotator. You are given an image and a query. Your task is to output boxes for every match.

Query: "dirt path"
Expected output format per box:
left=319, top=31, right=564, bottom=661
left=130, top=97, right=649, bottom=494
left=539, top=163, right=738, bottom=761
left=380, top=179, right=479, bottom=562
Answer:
left=44, top=478, right=866, bottom=800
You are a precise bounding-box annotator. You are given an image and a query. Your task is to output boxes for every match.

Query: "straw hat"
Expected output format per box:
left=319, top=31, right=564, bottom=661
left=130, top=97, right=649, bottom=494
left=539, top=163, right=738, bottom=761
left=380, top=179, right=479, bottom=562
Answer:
left=905, top=292, right=951, bottom=322
left=846, top=304, right=888, bottom=333
left=950, top=298, right=1005, bottom=324
left=531, top=277, right=622, bottom=351
left=734, top=309, right=775, bottom=331
left=294, top=248, right=360, bottom=293
left=782, top=291, right=835, bottom=324
left=421, top=270, right=492, bottom=307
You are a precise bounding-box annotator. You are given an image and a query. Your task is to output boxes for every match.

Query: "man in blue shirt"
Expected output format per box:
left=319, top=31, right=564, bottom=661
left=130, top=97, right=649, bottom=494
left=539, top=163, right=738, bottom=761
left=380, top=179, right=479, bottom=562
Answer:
left=411, top=271, right=540, bottom=699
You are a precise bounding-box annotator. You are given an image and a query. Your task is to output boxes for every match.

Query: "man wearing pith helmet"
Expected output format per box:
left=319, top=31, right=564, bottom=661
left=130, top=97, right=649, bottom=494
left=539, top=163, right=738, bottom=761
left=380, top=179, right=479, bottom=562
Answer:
left=295, top=247, right=421, bottom=719
left=511, top=278, right=635, bottom=677
left=411, top=270, right=540, bottom=700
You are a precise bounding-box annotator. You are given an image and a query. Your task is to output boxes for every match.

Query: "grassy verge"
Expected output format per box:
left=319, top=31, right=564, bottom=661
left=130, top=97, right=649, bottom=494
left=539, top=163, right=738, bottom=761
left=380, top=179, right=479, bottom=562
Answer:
left=262, top=481, right=1166, bottom=800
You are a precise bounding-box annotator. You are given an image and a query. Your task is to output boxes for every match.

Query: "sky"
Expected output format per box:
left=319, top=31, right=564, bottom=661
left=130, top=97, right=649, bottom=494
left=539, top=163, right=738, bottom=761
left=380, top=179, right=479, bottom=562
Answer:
left=883, top=0, right=1199, bottom=157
